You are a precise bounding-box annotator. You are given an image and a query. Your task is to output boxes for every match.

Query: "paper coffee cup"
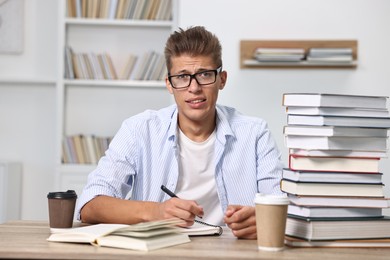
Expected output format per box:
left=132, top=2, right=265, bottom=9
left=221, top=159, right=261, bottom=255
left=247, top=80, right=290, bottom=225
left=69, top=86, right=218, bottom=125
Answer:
left=47, top=190, right=77, bottom=228
left=254, top=193, right=289, bottom=251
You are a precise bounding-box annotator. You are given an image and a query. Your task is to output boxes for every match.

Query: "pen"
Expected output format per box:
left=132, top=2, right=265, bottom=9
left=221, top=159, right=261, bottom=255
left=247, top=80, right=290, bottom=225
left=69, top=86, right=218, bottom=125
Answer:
left=161, top=185, right=178, bottom=198
left=160, top=185, right=203, bottom=219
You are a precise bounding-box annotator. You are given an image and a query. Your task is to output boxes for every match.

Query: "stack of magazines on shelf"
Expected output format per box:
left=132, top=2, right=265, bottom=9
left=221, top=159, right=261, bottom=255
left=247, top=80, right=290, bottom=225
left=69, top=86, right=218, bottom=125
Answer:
left=306, top=47, right=354, bottom=64
left=253, top=48, right=305, bottom=62
left=281, top=93, right=390, bottom=247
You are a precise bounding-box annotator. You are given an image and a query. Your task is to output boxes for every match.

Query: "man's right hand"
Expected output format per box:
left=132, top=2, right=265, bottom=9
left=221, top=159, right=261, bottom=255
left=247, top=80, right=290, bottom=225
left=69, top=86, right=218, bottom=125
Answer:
left=156, top=197, right=204, bottom=227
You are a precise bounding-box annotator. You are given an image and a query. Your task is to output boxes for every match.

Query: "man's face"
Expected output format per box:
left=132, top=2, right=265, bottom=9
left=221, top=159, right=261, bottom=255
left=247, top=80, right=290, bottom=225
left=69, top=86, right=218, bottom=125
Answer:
left=166, top=55, right=227, bottom=127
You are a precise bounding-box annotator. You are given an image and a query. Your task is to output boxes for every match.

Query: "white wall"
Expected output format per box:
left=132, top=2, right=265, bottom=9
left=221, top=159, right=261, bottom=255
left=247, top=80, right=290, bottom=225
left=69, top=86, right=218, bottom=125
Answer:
left=0, top=0, right=389, bottom=220
left=0, top=0, right=57, bottom=220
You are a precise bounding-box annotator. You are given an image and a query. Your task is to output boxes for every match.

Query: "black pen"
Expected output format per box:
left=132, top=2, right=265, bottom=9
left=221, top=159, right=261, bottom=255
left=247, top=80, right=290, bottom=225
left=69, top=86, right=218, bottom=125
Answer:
left=161, top=185, right=178, bottom=198
left=160, top=185, right=203, bottom=219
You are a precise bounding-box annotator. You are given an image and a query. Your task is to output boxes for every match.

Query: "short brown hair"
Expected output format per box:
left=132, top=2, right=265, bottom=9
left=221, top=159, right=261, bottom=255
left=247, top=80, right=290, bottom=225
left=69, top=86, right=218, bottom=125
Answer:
left=164, top=26, right=222, bottom=73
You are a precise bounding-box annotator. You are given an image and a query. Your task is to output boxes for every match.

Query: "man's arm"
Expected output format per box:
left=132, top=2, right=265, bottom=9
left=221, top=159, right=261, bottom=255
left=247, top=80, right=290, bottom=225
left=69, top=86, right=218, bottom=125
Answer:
left=223, top=205, right=257, bottom=239
left=80, top=195, right=204, bottom=226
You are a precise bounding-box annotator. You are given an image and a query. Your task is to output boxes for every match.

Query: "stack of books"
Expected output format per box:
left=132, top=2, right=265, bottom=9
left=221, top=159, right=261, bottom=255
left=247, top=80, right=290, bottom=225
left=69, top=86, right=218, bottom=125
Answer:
left=253, top=48, right=305, bottom=62
left=306, top=48, right=354, bottom=64
left=281, top=93, right=390, bottom=247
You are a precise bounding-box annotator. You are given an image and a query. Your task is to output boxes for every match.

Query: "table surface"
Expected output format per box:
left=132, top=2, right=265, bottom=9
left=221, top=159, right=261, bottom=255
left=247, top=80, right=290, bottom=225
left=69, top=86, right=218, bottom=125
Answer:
left=0, top=220, right=390, bottom=260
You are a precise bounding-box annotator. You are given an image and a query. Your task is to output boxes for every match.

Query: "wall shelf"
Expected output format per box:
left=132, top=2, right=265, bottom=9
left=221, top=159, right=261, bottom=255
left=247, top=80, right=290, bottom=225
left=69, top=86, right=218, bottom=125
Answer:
left=240, top=40, right=358, bottom=69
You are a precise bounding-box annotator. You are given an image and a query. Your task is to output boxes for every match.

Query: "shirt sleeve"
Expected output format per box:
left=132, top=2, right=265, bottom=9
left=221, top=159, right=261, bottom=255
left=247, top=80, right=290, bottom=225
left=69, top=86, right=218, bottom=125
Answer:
left=256, top=121, right=285, bottom=195
left=75, top=119, right=138, bottom=220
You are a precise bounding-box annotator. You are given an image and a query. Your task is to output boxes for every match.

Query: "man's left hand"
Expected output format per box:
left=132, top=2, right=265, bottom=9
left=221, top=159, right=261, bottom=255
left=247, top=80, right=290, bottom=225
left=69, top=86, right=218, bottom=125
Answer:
left=223, top=205, right=257, bottom=239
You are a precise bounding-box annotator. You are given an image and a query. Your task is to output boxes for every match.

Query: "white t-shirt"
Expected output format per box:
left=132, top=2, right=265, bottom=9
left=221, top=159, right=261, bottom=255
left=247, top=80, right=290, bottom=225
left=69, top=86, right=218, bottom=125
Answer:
left=175, top=128, right=224, bottom=226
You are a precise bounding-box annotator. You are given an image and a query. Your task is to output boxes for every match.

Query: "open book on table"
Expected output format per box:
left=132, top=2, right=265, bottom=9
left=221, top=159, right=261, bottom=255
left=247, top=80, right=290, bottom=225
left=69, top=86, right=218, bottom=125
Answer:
left=48, top=218, right=189, bottom=251
left=48, top=218, right=223, bottom=251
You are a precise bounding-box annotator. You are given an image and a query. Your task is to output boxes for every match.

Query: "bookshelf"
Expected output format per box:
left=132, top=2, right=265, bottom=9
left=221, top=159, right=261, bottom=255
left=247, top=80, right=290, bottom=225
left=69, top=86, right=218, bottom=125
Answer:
left=240, top=40, right=358, bottom=69
left=55, top=0, right=177, bottom=194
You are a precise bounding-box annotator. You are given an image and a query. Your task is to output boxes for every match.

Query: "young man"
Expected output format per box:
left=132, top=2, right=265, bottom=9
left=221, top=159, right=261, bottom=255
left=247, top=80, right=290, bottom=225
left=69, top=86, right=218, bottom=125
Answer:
left=77, top=26, right=284, bottom=239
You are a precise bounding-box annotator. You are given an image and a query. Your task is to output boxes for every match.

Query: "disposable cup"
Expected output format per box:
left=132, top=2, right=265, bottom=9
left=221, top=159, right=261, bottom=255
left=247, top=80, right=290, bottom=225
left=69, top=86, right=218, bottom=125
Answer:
left=254, top=193, right=289, bottom=251
left=47, top=190, right=77, bottom=228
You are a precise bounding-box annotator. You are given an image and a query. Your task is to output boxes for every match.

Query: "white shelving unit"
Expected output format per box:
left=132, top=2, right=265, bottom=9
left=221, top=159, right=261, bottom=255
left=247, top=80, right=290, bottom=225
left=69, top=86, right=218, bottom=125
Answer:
left=55, top=0, right=177, bottom=195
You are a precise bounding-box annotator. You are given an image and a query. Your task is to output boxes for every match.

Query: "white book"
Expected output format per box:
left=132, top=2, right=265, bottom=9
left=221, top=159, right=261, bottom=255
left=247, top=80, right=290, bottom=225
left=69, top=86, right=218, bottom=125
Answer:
left=108, top=0, right=119, bottom=19
left=282, top=93, right=388, bottom=109
left=308, top=47, right=353, bottom=56
left=288, top=204, right=383, bottom=218
left=255, top=48, right=305, bottom=55
left=286, top=106, right=390, bottom=118
left=281, top=179, right=384, bottom=197
left=255, top=54, right=304, bottom=62
left=283, top=125, right=389, bottom=137
left=287, top=114, right=390, bottom=128
left=285, top=135, right=387, bottom=151
left=306, top=55, right=353, bottom=63
left=282, top=168, right=382, bottom=184
left=287, top=194, right=390, bottom=208
left=289, top=149, right=388, bottom=158
left=285, top=216, right=390, bottom=240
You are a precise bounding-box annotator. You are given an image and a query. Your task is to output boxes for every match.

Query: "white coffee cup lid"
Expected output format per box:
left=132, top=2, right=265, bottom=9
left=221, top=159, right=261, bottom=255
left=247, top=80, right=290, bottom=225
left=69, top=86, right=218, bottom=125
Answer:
left=254, top=193, right=289, bottom=205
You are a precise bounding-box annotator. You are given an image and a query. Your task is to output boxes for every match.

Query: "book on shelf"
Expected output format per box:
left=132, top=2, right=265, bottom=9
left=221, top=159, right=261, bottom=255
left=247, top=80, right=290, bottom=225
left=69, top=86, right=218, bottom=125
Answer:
left=282, top=168, right=382, bottom=184
left=48, top=218, right=190, bottom=251
left=285, top=106, right=390, bottom=118
left=285, top=215, right=390, bottom=241
left=254, top=48, right=305, bottom=55
left=282, top=93, right=388, bottom=109
left=254, top=54, right=304, bottom=62
left=283, top=125, right=388, bottom=137
left=64, top=46, right=75, bottom=79
left=108, top=0, right=119, bottom=19
left=288, top=155, right=380, bottom=173
left=280, top=179, right=384, bottom=197
left=308, top=48, right=353, bottom=56
left=287, top=194, right=390, bottom=208
left=287, top=204, right=383, bottom=219
left=284, top=135, right=387, bottom=151
left=289, top=149, right=388, bottom=158
left=306, top=55, right=353, bottom=63
left=287, top=114, right=390, bottom=128
left=72, top=134, right=87, bottom=164
left=285, top=236, right=390, bottom=248
left=254, top=48, right=305, bottom=62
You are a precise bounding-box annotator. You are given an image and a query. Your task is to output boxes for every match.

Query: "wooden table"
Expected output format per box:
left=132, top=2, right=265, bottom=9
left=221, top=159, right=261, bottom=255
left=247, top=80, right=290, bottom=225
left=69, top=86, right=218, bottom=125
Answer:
left=0, top=220, right=389, bottom=259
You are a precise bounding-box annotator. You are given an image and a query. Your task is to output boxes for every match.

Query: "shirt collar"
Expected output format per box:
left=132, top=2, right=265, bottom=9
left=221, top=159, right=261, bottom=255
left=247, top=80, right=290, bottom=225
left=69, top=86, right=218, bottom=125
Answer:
left=167, top=104, right=235, bottom=145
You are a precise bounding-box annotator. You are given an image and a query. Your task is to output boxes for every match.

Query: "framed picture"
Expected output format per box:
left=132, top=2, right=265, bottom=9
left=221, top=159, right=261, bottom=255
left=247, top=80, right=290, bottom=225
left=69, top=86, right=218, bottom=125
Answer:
left=0, top=0, right=24, bottom=54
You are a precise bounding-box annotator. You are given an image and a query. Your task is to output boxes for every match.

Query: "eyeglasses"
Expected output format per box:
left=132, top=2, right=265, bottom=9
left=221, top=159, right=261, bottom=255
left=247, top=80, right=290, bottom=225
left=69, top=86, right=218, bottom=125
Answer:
left=168, top=67, right=222, bottom=89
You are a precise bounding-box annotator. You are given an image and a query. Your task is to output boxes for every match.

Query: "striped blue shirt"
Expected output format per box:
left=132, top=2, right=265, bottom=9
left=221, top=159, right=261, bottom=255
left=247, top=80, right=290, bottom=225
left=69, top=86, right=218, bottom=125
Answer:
left=76, top=104, right=284, bottom=219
